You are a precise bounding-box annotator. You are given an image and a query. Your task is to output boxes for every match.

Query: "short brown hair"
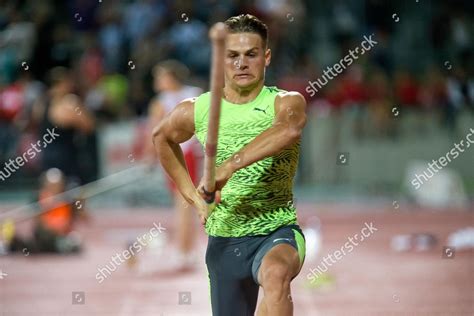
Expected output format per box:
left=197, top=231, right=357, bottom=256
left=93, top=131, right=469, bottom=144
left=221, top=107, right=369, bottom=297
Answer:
left=152, top=60, right=190, bottom=82
left=224, top=14, right=268, bottom=47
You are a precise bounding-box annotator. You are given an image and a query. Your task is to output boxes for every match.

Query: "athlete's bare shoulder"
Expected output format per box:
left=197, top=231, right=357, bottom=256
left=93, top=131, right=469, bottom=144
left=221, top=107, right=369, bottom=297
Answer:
left=274, top=90, right=306, bottom=113
left=178, top=96, right=197, bottom=108
left=152, top=97, right=197, bottom=143
left=175, top=96, right=197, bottom=116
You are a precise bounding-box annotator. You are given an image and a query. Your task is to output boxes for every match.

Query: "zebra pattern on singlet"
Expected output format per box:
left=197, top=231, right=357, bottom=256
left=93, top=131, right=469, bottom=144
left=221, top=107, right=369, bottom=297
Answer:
left=194, top=86, right=300, bottom=237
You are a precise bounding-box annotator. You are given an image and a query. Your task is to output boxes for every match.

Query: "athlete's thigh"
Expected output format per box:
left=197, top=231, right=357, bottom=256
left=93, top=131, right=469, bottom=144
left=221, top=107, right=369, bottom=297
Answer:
left=207, top=274, right=259, bottom=316
left=206, top=236, right=260, bottom=316
left=258, top=244, right=300, bottom=282
left=253, top=225, right=306, bottom=284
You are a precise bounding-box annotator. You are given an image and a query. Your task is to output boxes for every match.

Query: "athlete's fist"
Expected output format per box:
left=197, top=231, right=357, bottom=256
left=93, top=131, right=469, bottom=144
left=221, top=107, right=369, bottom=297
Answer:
left=196, top=181, right=222, bottom=205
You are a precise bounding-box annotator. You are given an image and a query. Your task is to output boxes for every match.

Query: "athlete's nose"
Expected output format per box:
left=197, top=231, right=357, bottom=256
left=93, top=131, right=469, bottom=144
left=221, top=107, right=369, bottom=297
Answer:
left=234, top=59, right=242, bottom=69
left=234, top=57, right=248, bottom=70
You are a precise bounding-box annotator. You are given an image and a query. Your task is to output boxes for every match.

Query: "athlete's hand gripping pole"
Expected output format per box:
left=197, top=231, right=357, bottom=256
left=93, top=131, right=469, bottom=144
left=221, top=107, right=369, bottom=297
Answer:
left=202, top=22, right=227, bottom=213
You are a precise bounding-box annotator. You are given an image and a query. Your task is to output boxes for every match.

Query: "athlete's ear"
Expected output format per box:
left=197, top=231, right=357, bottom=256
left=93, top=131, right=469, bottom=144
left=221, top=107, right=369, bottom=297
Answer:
left=265, top=48, right=271, bottom=67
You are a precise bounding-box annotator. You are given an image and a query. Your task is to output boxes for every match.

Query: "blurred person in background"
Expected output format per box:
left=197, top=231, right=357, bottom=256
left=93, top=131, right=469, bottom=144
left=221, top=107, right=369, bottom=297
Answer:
left=97, top=7, right=125, bottom=74
left=0, top=71, right=24, bottom=163
left=394, top=69, right=420, bottom=109
left=444, top=51, right=474, bottom=135
left=32, top=67, right=95, bottom=187
left=0, top=6, right=35, bottom=83
left=94, top=71, right=129, bottom=120
left=418, top=66, right=448, bottom=109
left=0, top=67, right=46, bottom=176
left=7, top=168, right=87, bottom=254
left=366, top=68, right=394, bottom=138
left=165, top=10, right=211, bottom=76
left=146, top=60, right=202, bottom=271
left=123, top=0, right=165, bottom=51
left=0, top=6, right=36, bottom=163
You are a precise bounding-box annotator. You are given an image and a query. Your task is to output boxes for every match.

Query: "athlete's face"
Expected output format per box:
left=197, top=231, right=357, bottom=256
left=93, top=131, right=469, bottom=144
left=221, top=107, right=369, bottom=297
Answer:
left=224, top=32, right=271, bottom=90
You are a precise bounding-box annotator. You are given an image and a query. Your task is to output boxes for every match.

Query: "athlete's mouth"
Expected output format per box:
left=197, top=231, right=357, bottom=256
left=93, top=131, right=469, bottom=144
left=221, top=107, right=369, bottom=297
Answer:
left=234, top=74, right=252, bottom=79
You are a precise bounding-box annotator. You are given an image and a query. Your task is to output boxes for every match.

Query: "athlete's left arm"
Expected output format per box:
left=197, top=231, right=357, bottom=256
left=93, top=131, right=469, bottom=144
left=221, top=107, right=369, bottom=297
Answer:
left=213, top=92, right=307, bottom=191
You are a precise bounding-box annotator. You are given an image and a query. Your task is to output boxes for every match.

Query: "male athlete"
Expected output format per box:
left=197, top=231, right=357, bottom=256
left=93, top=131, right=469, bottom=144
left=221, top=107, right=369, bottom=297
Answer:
left=153, top=14, right=307, bottom=316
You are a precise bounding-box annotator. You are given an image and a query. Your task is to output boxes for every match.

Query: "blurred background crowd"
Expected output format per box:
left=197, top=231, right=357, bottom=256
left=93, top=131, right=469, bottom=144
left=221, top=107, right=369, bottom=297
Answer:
left=0, top=0, right=473, bottom=198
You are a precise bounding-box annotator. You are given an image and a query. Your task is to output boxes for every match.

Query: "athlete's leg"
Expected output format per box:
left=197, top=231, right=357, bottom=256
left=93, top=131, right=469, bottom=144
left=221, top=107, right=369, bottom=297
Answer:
left=208, top=273, right=258, bottom=316
left=253, top=226, right=306, bottom=316
left=257, top=243, right=300, bottom=316
left=206, top=236, right=259, bottom=316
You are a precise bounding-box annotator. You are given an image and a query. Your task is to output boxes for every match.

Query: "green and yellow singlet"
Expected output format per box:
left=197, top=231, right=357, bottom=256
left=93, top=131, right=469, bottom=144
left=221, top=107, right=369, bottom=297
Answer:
left=194, top=86, right=300, bottom=237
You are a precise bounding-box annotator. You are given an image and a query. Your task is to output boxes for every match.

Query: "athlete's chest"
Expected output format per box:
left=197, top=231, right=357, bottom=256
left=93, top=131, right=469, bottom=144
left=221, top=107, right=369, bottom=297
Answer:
left=217, top=102, right=274, bottom=138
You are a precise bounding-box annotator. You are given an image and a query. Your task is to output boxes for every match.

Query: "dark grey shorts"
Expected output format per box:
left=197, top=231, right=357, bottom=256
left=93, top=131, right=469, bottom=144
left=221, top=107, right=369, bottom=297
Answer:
left=205, top=224, right=306, bottom=316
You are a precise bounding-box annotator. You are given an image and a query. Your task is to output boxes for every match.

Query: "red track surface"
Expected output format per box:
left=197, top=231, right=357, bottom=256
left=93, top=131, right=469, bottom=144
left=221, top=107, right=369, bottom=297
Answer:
left=1, top=204, right=473, bottom=315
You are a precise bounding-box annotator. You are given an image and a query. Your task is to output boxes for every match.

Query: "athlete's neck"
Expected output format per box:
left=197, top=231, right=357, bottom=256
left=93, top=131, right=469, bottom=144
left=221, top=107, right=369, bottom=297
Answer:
left=223, top=81, right=264, bottom=104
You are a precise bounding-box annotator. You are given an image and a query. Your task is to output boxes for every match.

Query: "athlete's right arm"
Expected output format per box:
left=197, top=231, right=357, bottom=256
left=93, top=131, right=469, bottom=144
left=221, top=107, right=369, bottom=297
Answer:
left=151, top=99, right=209, bottom=223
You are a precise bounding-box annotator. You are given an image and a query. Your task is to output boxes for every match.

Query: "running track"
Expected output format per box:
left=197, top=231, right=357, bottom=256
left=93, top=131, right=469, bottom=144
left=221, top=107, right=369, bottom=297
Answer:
left=1, top=204, right=473, bottom=315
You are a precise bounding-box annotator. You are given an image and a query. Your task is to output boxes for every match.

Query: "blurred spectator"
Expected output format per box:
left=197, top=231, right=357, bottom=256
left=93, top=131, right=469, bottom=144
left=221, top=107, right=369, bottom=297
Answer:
left=0, top=68, right=46, bottom=173
left=366, top=68, right=394, bottom=138
left=0, top=76, right=22, bottom=161
left=339, top=66, right=367, bottom=106
left=128, top=75, right=149, bottom=117
left=78, top=35, right=104, bottom=92
left=278, top=56, right=316, bottom=100
left=98, top=7, right=125, bottom=73
left=0, top=7, right=35, bottom=83
left=123, top=0, right=165, bottom=50
left=450, top=10, right=471, bottom=56
left=30, top=2, right=55, bottom=80
left=146, top=60, right=202, bottom=270
left=32, top=67, right=95, bottom=186
left=164, top=16, right=210, bottom=76
left=445, top=66, right=473, bottom=133
left=418, top=65, right=448, bottom=111
left=37, top=169, right=78, bottom=238
left=8, top=168, right=86, bottom=254
left=394, top=70, right=419, bottom=108
left=50, top=23, right=76, bottom=68
left=96, top=72, right=129, bottom=120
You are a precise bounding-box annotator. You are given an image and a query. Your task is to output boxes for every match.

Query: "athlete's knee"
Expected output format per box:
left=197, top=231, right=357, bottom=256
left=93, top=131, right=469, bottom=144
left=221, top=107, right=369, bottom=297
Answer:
left=260, top=261, right=292, bottom=301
